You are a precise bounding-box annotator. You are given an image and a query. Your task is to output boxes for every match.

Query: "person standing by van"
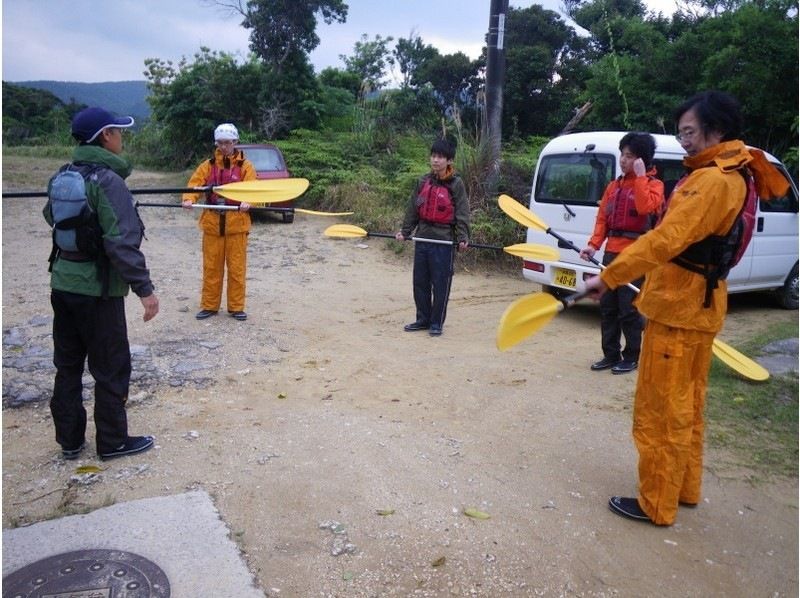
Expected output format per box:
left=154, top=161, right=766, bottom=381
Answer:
left=584, top=91, right=789, bottom=526
left=396, top=138, right=470, bottom=336
left=580, top=133, right=664, bottom=374
left=183, top=123, right=255, bottom=321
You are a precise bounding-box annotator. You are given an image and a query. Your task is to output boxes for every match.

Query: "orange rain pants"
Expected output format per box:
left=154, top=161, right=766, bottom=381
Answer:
left=633, top=320, right=715, bottom=525
left=201, top=230, right=248, bottom=313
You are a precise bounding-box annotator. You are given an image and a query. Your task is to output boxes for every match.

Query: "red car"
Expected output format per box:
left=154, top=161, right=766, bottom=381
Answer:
left=236, top=143, right=295, bottom=223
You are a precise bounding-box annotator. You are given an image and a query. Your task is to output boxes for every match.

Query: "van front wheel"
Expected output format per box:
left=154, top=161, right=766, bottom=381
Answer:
left=776, top=263, right=798, bottom=309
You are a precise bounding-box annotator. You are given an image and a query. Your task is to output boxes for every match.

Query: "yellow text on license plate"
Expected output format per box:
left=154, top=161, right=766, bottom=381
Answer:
left=553, top=267, right=576, bottom=289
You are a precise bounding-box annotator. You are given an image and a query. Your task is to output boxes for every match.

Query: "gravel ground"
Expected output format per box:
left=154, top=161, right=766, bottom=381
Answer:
left=2, top=164, right=798, bottom=596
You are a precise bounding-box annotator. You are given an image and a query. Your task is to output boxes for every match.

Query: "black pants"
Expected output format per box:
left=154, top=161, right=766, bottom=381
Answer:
left=50, top=290, right=131, bottom=453
left=412, top=242, right=455, bottom=328
left=600, top=252, right=644, bottom=361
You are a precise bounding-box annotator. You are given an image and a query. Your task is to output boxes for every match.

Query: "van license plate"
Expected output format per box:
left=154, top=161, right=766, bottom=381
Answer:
left=553, top=267, right=576, bottom=289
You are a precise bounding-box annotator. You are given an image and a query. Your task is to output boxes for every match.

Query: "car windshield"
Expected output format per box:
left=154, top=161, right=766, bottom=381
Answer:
left=244, top=148, right=284, bottom=172
left=535, top=154, right=615, bottom=206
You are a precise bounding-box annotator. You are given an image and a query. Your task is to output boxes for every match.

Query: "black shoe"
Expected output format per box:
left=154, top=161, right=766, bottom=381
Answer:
left=196, top=310, right=218, bottom=320
left=62, top=441, right=86, bottom=460
left=429, top=325, right=443, bottom=336
left=99, top=435, right=154, bottom=461
left=230, top=311, right=247, bottom=321
left=611, top=360, right=638, bottom=374
left=590, top=356, right=621, bottom=371
left=404, top=321, right=429, bottom=332
left=608, top=496, right=651, bottom=522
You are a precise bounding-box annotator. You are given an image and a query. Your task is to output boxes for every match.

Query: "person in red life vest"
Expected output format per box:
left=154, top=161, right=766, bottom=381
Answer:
left=585, top=91, right=789, bottom=525
left=182, top=123, right=255, bottom=321
left=579, top=133, right=665, bottom=374
left=396, top=138, right=470, bottom=336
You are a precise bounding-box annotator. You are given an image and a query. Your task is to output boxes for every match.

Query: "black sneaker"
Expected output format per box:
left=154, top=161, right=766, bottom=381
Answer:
left=62, top=441, right=86, bottom=460
left=403, top=321, right=429, bottom=332
left=428, top=325, right=443, bottom=336
left=99, top=435, right=155, bottom=461
left=590, top=356, right=622, bottom=371
left=611, top=360, right=638, bottom=374
left=608, top=496, right=651, bottom=522
left=196, top=310, right=218, bottom=320
left=230, top=311, right=247, bottom=321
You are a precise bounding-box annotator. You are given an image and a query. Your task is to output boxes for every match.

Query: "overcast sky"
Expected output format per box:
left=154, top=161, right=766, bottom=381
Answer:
left=2, top=0, right=679, bottom=84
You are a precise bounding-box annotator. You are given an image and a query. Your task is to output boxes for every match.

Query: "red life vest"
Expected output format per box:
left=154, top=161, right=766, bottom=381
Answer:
left=205, top=155, right=244, bottom=205
left=416, top=177, right=454, bottom=225
left=605, top=178, right=652, bottom=239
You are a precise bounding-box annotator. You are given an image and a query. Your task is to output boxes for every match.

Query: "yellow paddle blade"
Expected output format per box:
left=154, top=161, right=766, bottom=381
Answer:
left=215, top=178, right=310, bottom=203
left=324, top=224, right=369, bottom=238
left=712, top=339, right=770, bottom=381
left=296, top=208, right=354, bottom=217
left=498, top=194, right=548, bottom=231
left=503, top=243, right=560, bottom=261
left=496, top=292, right=562, bottom=351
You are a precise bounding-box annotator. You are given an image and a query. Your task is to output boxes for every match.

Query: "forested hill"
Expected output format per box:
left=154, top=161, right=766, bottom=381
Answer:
left=9, top=80, right=150, bottom=120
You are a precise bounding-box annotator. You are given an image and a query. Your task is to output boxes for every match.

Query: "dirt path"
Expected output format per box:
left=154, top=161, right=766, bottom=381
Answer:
left=2, top=165, right=798, bottom=596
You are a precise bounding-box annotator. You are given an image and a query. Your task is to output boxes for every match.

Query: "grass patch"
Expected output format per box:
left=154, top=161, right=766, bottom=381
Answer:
left=705, top=321, right=798, bottom=478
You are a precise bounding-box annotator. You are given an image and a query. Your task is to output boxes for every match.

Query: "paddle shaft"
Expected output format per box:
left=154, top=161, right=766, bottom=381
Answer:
left=2, top=186, right=231, bottom=199
left=369, top=232, right=500, bottom=250
left=135, top=202, right=293, bottom=214
left=542, top=225, right=640, bottom=292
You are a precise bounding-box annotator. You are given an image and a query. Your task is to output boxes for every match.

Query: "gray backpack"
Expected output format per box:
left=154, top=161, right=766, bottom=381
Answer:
left=47, top=164, right=104, bottom=256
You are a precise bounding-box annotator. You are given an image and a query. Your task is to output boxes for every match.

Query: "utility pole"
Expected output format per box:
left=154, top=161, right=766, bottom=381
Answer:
left=485, top=0, right=509, bottom=193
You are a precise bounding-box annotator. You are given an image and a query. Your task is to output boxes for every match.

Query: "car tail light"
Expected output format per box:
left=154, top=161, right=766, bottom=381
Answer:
left=523, top=260, right=545, bottom=272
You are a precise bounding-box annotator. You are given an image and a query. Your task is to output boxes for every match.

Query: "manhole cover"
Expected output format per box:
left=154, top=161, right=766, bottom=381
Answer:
left=3, top=549, right=170, bottom=598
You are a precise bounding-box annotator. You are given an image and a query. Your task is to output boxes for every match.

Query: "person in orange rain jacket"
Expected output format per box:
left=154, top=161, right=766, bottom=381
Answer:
left=580, top=133, right=664, bottom=375
left=584, top=91, right=790, bottom=526
left=183, top=123, right=256, bottom=321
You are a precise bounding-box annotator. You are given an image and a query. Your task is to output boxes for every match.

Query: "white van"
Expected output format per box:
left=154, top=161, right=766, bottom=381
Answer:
left=522, top=132, right=799, bottom=309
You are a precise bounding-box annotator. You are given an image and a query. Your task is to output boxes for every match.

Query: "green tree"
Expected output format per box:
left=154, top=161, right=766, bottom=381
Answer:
left=691, top=3, right=798, bottom=154
left=2, top=82, right=83, bottom=144
left=414, top=52, right=478, bottom=110
left=340, top=34, right=396, bottom=89
left=220, top=0, right=349, bottom=136
left=233, top=0, right=348, bottom=70
left=143, top=48, right=266, bottom=163
left=394, top=35, right=439, bottom=89
left=501, top=5, right=587, bottom=136
left=318, top=67, right=362, bottom=98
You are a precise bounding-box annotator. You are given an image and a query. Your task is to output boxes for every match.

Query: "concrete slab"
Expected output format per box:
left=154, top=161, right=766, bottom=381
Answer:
left=3, top=490, right=265, bottom=597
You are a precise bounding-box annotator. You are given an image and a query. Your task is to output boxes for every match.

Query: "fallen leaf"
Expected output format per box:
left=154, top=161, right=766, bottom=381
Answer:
left=75, top=465, right=102, bottom=474
left=375, top=509, right=395, bottom=516
left=277, top=392, right=287, bottom=399
left=463, top=507, right=491, bottom=520
left=431, top=556, right=446, bottom=567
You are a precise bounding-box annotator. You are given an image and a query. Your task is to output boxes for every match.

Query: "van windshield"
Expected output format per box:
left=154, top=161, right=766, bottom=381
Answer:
left=534, top=153, right=615, bottom=206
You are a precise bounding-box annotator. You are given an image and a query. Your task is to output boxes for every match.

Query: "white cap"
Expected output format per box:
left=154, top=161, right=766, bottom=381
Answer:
left=214, top=123, right=239, bottom=141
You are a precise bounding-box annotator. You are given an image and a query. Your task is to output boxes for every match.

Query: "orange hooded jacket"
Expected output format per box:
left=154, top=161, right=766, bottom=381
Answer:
left=600, top=140, right=789, bottom=333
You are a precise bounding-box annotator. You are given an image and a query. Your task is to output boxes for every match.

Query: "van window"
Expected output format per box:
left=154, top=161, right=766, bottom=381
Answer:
left=759, top=167, right=798, bottom=213
left=652, top=159, right=686, bottom=199
left=535, top=153, right=615, bottom=206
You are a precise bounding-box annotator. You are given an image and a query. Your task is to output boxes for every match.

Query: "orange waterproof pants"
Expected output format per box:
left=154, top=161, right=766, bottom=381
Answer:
left=200, top=232, right=248, bottom=312
left=633, top=320, right=715, bottom=525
